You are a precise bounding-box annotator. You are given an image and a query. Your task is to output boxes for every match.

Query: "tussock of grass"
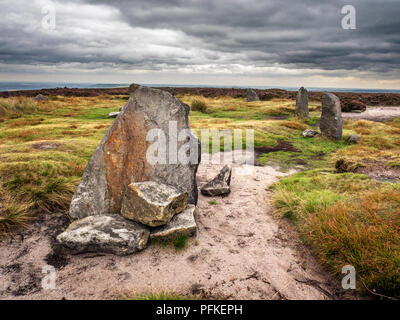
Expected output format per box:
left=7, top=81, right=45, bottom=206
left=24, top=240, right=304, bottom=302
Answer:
left=272, top=172, right=400, bottom=298
left=191, top=99, right=208, bottom=113
left=0, top=97, right=38, bottom=119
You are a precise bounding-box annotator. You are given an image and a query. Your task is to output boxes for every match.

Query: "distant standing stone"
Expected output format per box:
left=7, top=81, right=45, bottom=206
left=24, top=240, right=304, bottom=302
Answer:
left=121, top=181, right=188, bottom=227
left=320, top=93, right=343, bottom=140
left=246, top=89, right=259, bottom=102
left=201, top=165, right=232, bottom=196
left=56, top=215, right=150, bottom=256
left=295, top=87, right=309, bottom=118
left=150, top=205, right=197, bottom=240
left=34, top=94, right=47, bottom=102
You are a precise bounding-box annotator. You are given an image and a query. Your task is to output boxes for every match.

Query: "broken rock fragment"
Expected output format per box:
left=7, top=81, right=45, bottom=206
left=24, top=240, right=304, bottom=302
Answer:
left=150, top=205, right=197, bottom=240
left=121, top=181, right=188, bottom=227
left=200, top=165, right=232, bottom=196
left=56, top=215, right=150, bottom=256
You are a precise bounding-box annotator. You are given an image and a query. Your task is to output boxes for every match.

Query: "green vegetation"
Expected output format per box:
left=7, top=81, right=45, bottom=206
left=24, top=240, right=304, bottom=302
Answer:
left=272, top=173, right=400, bottom=298
left=208, top=200, right=217, bottom=205
left=150, top=234, right=189, bottom=250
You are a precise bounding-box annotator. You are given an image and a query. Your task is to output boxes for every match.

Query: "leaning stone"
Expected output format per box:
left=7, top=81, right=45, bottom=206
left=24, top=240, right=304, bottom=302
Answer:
left=246, top=89, right=259, bottom=102
left=56, top=215, right=150, bottom=256
left=108, top=111, right=120, bottom=118
left=295, top=87, right=309, bottom=118
left=69, top=85, right=200, bottom=219
left=201, top=165, right=232, bottom=196
left=301, top=129, right=317, bottom=138
left=348, top=134, right=360, bottom=144
left=320, top=93, right=343, bottom=140
left=121, top=181, right=188, bottom=227
left=150, top=205, right=197, bottom=240
left=34, top=94, right=47, bottom=102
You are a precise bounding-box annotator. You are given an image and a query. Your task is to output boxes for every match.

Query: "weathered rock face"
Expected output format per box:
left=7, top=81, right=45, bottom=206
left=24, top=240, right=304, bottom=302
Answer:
left=320, top=93, right=343, bottom=140
left=56, top=215, right=150, bottom=256
left=200, top=165, right=232, bottom=196
left=301, top=129, right=317, bottom=138
left=69, top=85, right=201, bottom=219
left=246, top=89, right=259, bottom=102
left=121, top=181, right=188, bottom=227
left=295, top=87, right=309, bottom=118
left=150, top=205, right=197, bottom=240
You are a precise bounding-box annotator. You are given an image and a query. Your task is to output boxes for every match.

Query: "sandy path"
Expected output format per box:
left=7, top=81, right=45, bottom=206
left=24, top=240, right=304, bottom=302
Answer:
left=343, top=106, right=400, bottom=122
left=0, top=153, right=350, bottom=300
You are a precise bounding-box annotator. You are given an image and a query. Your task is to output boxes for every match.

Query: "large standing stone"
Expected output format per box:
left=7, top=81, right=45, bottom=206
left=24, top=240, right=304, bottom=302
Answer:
left=295, top=87, right=309, bottom=118
left=150, top=205, right=197, bottom=240
left=246, top=89, right=259, bottom=102
left=69, top=85, right=201, bottom=219
left=320, top=93, right=343, bottom=140
left=121, top=181, right=188, bottom=227
left=56, top=215, right=150, bottom=256
left=200, top=165, right=232, bottom=196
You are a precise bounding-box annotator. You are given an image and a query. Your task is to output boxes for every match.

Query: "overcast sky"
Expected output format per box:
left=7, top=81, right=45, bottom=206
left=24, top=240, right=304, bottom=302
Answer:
left=0, top=0, right=399, bottom=89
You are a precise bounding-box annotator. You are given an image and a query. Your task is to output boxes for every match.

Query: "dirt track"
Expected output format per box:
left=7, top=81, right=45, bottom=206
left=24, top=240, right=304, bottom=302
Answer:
left=0, top=153, right=357, bottom=300
left=343, top=106, right=400, bottom=122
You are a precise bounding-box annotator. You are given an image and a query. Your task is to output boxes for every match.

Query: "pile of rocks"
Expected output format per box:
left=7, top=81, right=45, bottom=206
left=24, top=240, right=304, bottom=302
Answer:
left=57, top=84, right=201, bottom=256
left=57, top=181, right=197, bottom=255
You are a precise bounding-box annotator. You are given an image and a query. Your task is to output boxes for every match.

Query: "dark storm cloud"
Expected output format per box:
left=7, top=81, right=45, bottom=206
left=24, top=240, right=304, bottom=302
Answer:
left=0, top=0, right=399, bottom=79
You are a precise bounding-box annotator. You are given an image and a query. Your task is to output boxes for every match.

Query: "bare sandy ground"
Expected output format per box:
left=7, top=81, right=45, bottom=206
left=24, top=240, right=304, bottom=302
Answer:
left=0, top=153, right=355, bottom=300
left=343, top=106, right=400, bottom=122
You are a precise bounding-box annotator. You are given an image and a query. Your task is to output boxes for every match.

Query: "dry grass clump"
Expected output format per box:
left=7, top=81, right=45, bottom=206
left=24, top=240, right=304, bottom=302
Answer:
left=272, top=172, right=400, bottom=298
left=191, top=99, right=208, bottom=113
left=0, top=97, right=38, bottom=119
left=279, top=120, right=307, bottom=131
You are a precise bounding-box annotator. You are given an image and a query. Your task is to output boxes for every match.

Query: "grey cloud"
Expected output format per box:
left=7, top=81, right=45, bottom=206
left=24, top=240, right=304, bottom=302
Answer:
left=0, top=0, right=399, bottom=81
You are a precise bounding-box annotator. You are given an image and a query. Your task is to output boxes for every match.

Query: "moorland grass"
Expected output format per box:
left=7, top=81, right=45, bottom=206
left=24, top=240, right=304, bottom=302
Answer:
left=0, top=95, right=125, bottom=234
left=0, top=93, right=399, bottom=300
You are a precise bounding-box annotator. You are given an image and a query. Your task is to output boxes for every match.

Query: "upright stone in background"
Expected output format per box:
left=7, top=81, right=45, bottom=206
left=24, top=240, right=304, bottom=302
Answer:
left=34, top=94, right=47, bottom=102
left=69, top=85, right=201, bottom=219
left=320, top=93, right=343, bottom=140
left=246, top=89, right=259, bottom=102
left=295, top=87, right=309, bottom=118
